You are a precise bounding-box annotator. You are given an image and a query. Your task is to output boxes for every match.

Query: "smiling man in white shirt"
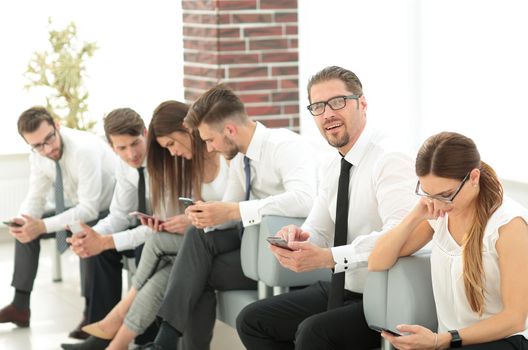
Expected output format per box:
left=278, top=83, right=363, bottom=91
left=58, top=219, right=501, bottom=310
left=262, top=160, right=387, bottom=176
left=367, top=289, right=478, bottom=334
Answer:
left=142, top=85, right=317, bottom=350
left=65, top=108, right=158, bottom=344
left=236, top=66, right=418, bottom=350
left=0, top=106, right=116, bottom=338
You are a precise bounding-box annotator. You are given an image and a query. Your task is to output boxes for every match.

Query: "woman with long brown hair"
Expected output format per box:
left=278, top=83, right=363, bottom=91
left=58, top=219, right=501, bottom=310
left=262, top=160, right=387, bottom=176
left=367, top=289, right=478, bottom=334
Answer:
left=62, top=101, right=228, bottom=350
left=369, top=131, right=528, bottom=349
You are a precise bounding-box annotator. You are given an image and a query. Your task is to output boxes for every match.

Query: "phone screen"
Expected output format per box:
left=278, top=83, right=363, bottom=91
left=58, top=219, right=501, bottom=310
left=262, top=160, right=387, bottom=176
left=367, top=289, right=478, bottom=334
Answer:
left=178, top=197, right=195, bottom=208
left=129, top=212, right=165, bottom=224
left=2, top=220, right=23, bottom=228
left=368, top=325, right=402, bottom=337
left=266, top=236, right=294, bottom=251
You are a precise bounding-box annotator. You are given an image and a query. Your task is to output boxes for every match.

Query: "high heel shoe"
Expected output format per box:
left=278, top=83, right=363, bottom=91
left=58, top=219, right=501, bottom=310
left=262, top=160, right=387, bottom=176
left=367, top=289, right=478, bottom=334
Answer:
left=81, top=322, right=115, bottom=340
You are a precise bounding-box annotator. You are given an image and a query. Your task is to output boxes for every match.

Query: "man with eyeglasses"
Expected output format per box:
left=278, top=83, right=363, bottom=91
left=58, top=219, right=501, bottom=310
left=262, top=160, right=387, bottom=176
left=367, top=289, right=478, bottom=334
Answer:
left=237, top=66, right=418, bottom=349
left=0, top=106, right=116, bottom=339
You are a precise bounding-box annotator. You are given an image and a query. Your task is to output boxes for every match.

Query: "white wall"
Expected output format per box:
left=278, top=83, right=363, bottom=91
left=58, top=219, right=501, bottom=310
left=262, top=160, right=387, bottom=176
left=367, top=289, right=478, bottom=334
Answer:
left=299, top=0, right=528, bottom=183
left=0, top=0, right=183, bottom=154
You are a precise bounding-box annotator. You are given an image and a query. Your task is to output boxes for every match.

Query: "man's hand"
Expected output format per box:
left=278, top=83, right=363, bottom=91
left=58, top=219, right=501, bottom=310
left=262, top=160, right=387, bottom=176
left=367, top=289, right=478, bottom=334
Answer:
left=186, top=201, right=240, bottom=229
left=9, top=215, right=45, bottom=243
left=276, top=224, right=310, bottom=242
left=270, top=241, right=335, bottom=272
left=68, top=223, right=114, bottom=258
left=160, top=214, right=191, bottom=234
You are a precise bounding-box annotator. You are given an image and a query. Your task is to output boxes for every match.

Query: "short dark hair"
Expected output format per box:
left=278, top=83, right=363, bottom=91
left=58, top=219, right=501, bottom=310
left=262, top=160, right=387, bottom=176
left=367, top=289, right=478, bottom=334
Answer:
left=17, top=106, right=54, bottom=136
left=307, top=66, right=363, bottom=102
left=103, top=108, right=145, bottom=144
left=184, top=84, right=247, bottom=130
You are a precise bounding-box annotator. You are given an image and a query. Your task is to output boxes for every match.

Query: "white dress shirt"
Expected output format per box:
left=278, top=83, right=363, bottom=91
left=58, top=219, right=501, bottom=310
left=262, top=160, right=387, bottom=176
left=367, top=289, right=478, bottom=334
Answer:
left=303, top=124, right=417, bottom=293
left=19, top=127, right=117, bottom=233
left=92, top=158, right=152, bottom=252
left=430, top=197, right=528, bottom=338
left=223, top=122, right=317, bottom=227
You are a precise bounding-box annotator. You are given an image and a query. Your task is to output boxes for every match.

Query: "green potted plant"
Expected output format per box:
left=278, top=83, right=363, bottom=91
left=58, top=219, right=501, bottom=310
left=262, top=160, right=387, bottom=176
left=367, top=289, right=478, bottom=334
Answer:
left=24, top=18, right=98, bottom=131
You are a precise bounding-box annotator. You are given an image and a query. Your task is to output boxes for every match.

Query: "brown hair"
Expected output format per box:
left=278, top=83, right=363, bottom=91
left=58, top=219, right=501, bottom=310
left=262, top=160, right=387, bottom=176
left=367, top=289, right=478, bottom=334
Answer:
left=307, top=66, right=363, bottom=102
left=416, top=131, right=503, bottom=315
left=17, top=106, right=55, bottom=136
left=184, top=84, right=247, bottom=130
left=103, top=108, right=145, bottom=145
left=147, top=101, right=206, bottom=213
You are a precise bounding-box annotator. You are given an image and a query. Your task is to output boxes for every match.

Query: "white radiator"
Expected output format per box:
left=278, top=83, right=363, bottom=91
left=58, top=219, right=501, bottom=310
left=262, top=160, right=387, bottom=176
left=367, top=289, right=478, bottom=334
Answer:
left=0, top=178, right=29, bottom=219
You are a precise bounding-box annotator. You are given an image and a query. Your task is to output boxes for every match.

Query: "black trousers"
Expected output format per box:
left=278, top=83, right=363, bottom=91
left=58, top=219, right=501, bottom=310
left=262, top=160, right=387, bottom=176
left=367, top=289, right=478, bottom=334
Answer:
left=236, top=281, right=380, bottom=350
left=457, top=335, right=528, bottom=349
left=11, top=211, right=106, bottom=295
left=157, top=226, right=256, bottom=346
left=85, top=244, right=158, bottom=344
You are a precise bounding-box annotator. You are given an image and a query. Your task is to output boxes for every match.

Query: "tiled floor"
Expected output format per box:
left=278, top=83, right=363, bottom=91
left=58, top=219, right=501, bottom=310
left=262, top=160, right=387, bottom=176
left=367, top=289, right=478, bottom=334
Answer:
left=0, top=239, right=245, bottom=350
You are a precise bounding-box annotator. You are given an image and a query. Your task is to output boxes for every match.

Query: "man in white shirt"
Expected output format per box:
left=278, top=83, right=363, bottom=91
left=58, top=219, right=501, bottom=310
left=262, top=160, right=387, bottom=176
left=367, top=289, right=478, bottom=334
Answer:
left=0, top=107, right=116, bottom=338
left=236, top=66, right=417, bottom=349
left=66, top=108, right=158, bottom=344
left=143, top=85, right=317, bottom=350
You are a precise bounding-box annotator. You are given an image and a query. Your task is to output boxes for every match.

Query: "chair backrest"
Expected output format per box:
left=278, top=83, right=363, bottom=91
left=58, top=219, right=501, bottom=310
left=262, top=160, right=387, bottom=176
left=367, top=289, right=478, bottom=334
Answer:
left=363, top=252, right=437, bottom=335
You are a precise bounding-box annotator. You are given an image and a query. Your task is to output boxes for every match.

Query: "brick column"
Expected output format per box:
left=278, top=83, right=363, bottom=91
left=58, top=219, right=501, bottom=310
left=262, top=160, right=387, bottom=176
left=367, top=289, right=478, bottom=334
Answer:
left=182, top=0, right=299, bottom=130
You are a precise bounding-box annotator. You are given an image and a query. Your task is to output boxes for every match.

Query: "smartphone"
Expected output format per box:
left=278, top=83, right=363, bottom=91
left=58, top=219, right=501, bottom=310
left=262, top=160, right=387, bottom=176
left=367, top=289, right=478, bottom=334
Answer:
left=129, top=211, right=166, bottom=224
left=266, top=236, right=294, bottom=251
left=178, top=197, right=195, bottom=208
left=368, top=325, right=402, bottom=337
left=2, top=220, right=23, bottom=228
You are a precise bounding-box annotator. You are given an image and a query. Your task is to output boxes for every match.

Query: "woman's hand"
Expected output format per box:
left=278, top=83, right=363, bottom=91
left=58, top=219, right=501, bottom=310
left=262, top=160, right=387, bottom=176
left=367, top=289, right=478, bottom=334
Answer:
left=160, top=214, right=191, bottom=234
left=382, top=324, right=437, bottom=350
left=139, top=216, right=163, bottom=232
left=412, top=197, right=452, bottom=221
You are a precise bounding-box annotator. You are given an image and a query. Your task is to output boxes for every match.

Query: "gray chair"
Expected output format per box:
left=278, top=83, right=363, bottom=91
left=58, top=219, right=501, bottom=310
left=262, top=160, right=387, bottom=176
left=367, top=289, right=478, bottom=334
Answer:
left=363, top=252, right=437, bottom=350
left=216, top=215, right=331, bottom=327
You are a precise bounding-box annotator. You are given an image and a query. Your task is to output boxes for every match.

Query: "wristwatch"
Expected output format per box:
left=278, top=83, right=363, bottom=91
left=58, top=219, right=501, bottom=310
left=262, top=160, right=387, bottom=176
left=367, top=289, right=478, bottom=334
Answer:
left=448, top=329, right=462, bottom=348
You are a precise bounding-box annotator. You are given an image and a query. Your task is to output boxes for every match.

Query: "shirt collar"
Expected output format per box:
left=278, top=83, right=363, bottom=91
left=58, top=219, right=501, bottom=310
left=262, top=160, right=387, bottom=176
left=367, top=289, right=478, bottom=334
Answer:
left=244, top=121, right=266, bottom=162
left=343, top=122, right=374, bottom=166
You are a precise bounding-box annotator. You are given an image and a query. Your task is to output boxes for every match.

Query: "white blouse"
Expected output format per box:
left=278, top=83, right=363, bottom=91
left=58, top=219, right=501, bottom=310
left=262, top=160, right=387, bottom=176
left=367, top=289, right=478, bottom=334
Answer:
left=430, top=197, right=528, bottom=338
left=201, top=155, right=229, bottom=202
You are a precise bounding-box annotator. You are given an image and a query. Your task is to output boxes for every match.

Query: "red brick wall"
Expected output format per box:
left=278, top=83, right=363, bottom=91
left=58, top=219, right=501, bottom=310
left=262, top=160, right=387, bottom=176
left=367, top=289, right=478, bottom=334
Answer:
left=182, top=0, right=299, bottom=130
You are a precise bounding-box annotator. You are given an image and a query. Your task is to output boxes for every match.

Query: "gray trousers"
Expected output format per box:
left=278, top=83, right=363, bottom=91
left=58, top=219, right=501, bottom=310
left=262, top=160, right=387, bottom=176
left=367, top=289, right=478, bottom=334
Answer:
left=125, top=232, right=182, bottom=334
left=157, top=226, right=256, bottom=349
left=11, top=211, right=106, bottom=296
left=124, top=232, right=220, bottom=350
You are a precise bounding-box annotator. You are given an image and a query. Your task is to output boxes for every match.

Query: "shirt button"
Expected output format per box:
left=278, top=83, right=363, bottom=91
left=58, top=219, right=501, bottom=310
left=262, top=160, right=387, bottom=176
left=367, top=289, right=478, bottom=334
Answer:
left=344, top=266, right=348, bottom=270
left=344, top=258, right=348, bottom=264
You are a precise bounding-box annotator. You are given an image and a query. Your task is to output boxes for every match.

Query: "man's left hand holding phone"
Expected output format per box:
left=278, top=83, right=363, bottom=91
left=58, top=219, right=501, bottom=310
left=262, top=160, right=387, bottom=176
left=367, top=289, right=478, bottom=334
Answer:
left=3, top=216, right=46, bottom=243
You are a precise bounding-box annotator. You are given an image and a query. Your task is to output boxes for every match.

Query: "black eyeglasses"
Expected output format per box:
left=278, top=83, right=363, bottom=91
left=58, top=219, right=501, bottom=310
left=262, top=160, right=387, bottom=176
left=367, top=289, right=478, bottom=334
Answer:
left=415, top=172, right=470, bottom=204
left=306, top=95, right=361, bottom=116
left=30, top=129, right=57, bottom=153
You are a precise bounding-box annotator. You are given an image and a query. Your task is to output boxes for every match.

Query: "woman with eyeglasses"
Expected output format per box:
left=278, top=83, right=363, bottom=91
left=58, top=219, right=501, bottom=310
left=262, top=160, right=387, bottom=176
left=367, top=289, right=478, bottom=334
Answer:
left=61, top=101, right=228, bottom=350
left=369, top=131, right=528, bottom=350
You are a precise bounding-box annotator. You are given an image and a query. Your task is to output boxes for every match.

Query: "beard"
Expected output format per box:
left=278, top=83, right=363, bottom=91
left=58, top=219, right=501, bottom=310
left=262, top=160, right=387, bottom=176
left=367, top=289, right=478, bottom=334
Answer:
left=325, top=130, right=350, bottom=149
left=222, top=135, right=240, bottom=160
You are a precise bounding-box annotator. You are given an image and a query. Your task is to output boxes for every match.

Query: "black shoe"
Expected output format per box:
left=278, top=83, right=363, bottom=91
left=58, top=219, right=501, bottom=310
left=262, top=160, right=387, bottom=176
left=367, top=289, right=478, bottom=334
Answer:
left=134, top=342, right=165, bottom=350
left=61, top=335, right=110, bottom=350
left=68, top=317, right=90, bottom=340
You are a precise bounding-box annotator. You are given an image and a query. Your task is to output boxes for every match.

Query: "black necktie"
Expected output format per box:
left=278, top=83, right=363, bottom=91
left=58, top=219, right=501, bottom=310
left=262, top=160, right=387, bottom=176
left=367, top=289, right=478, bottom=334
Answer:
left=243, top=156, right=251, bottom=201
left=327, top=157, right=352, bottom=310
left=54, top=161, right=69, bottom=254
left=137, top=167, right=146, bottom=213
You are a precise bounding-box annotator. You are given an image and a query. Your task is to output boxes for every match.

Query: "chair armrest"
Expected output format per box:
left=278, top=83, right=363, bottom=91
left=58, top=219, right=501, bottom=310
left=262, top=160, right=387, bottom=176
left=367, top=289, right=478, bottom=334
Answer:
left=363, top=252, right=437, bottom=332
left=257, top=215, right=331, bottom=287
left=240, top=225, right=261, bottom=281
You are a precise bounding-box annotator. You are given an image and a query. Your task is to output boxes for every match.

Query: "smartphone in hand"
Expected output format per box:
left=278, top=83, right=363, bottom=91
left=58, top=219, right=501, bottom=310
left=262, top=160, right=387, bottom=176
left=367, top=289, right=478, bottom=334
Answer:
left=178, top=197, right=195, bottom=208
left=129, top=211, right=166, bottom=224
left=2, top=220, right=23, bottom=228
left=368, top=325, right=402, bottom=337
left=266, top=236, right=294, bottom=251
